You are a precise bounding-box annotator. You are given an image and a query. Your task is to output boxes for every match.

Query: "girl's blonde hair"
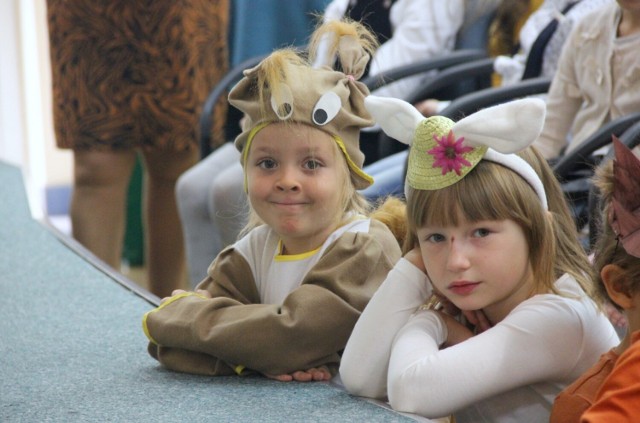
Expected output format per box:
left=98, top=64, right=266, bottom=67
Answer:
left=308, top=18, right=378, bottom=68
left=404, top=146, right=597, bottom=301
left=592, top=159, right=640, bottom=307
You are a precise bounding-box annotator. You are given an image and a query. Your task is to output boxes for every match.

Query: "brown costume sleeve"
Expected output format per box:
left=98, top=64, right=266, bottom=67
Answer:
left=147, top=344, right=237, bottom=376
left=143, top=220, right=401, bottom=376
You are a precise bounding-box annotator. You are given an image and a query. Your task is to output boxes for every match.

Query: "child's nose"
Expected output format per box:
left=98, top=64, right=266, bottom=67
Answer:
left=275, top=166, right=301, bottom=191
left=445, top=239, right=471, bottom=271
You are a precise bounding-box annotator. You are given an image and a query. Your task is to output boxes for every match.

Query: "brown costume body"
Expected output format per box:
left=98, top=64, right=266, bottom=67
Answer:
left=144, top=220, right=402, bottom=375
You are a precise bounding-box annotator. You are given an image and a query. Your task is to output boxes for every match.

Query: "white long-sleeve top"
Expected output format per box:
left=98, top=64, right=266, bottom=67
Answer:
left=340, top=258, right=619, bottom=422
left=320, top=0, right=465, bottom=99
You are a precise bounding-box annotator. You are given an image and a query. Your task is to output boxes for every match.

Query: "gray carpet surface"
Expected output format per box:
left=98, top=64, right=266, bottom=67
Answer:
left=0, top=161, right=416, bottom=422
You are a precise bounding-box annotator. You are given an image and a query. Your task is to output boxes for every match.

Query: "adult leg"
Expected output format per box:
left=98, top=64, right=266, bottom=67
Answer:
left=142, top=147, right=199, bottom=298
left=176, top=143, right=240, bottom=287
left=70, top=149, right=137, bottom=268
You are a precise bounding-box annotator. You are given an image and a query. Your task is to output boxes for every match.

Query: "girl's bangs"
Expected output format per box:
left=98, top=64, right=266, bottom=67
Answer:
left=408, top=162, right=537, bottom=229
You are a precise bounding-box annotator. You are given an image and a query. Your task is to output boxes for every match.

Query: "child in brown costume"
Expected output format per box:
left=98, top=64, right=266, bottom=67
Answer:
left=142, top=20, right=402, bottom=381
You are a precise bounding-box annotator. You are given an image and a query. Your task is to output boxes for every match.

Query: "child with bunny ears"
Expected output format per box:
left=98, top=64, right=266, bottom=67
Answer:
left=142, top=20, right=403, bottom=382
left=339, top=97, right=619, bottom=422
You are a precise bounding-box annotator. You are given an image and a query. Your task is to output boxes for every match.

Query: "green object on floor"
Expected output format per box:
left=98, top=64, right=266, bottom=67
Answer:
left=122, top=155, right=144, bottom=266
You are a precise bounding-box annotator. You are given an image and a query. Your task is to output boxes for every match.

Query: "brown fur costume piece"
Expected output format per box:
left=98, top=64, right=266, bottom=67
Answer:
left=47, top=0, right=229, bottom=151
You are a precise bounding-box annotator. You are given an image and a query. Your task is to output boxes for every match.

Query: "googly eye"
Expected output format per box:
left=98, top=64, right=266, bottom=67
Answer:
left=312, top=92, right=341, bottom=125
left=270, top=85, right=294, bottom=120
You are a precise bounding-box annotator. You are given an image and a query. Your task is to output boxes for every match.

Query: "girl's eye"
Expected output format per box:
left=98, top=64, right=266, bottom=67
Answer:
left=426, top=233, right=445, bottom=243
left=257, top=158, right=277, bottom=169
left=473, top=228, right=490, bottom=238
left=303, top=159, right=322, bottom=170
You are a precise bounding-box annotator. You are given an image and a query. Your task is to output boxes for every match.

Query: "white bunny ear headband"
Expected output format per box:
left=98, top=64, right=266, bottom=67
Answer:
left=364, top=96, right=548, bottom=210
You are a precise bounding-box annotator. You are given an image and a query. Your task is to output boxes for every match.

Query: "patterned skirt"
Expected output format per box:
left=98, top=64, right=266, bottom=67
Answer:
left=47, top=0, right=229, bottom=152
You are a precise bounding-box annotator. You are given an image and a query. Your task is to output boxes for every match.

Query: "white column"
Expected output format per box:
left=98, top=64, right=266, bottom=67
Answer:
left=0, top=0, right=72, bottom=219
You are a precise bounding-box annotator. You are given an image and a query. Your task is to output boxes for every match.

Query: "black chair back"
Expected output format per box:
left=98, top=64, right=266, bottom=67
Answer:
left=199, top=54, right=267, bottom=158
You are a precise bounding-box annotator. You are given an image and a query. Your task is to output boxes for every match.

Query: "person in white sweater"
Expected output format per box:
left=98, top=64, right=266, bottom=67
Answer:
left=534, top=0, right=640, bottom=160
left=339, top=96, right=619, bottom=422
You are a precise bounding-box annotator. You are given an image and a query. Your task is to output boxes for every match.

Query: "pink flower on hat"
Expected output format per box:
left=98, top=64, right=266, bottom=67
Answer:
left=428, top=131, right=473, bottom=176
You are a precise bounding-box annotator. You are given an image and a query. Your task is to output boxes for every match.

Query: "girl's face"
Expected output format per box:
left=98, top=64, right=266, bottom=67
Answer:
left=246, top=123, right=345, bottom=255
left=417, top=216, right=534, bottom=324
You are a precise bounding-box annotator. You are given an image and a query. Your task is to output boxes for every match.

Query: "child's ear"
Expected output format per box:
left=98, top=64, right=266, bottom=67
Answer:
left=601, top=264, right=634, bottom=309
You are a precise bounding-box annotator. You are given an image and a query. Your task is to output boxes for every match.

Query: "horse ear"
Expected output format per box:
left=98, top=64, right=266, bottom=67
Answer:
left=452, top=98, right=546, bottom=153
left=364, top=96, right=424, bottom=146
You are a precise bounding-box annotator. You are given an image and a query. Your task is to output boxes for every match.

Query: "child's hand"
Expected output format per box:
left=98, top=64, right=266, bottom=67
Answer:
left=437, top=311, right=474, bottom=348
left=604, top=301, right=627, bottom=328
left=160, top=289, right=212, bottom=304
left=194, top=289, right=212, bottom=298
left=431, top=287, right=460, bottom=317
left=263, top=366, right=331, bottom=382
left=414, top=99, right=440, bottom=117
left=462, top=309, right=492, bottom=333
left=404, top=247, right=426, bottom=273
left=160, top=291, right=184, bottom=304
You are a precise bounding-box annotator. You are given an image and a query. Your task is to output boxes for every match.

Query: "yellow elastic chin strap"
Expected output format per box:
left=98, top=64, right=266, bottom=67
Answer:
left=242, top=122, right=270, bottom=192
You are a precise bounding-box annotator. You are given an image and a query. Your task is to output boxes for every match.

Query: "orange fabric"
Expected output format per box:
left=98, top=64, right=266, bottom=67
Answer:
left=550, top=349, right=619, bottom=423
left=581, top=331, right=640, bottom=422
